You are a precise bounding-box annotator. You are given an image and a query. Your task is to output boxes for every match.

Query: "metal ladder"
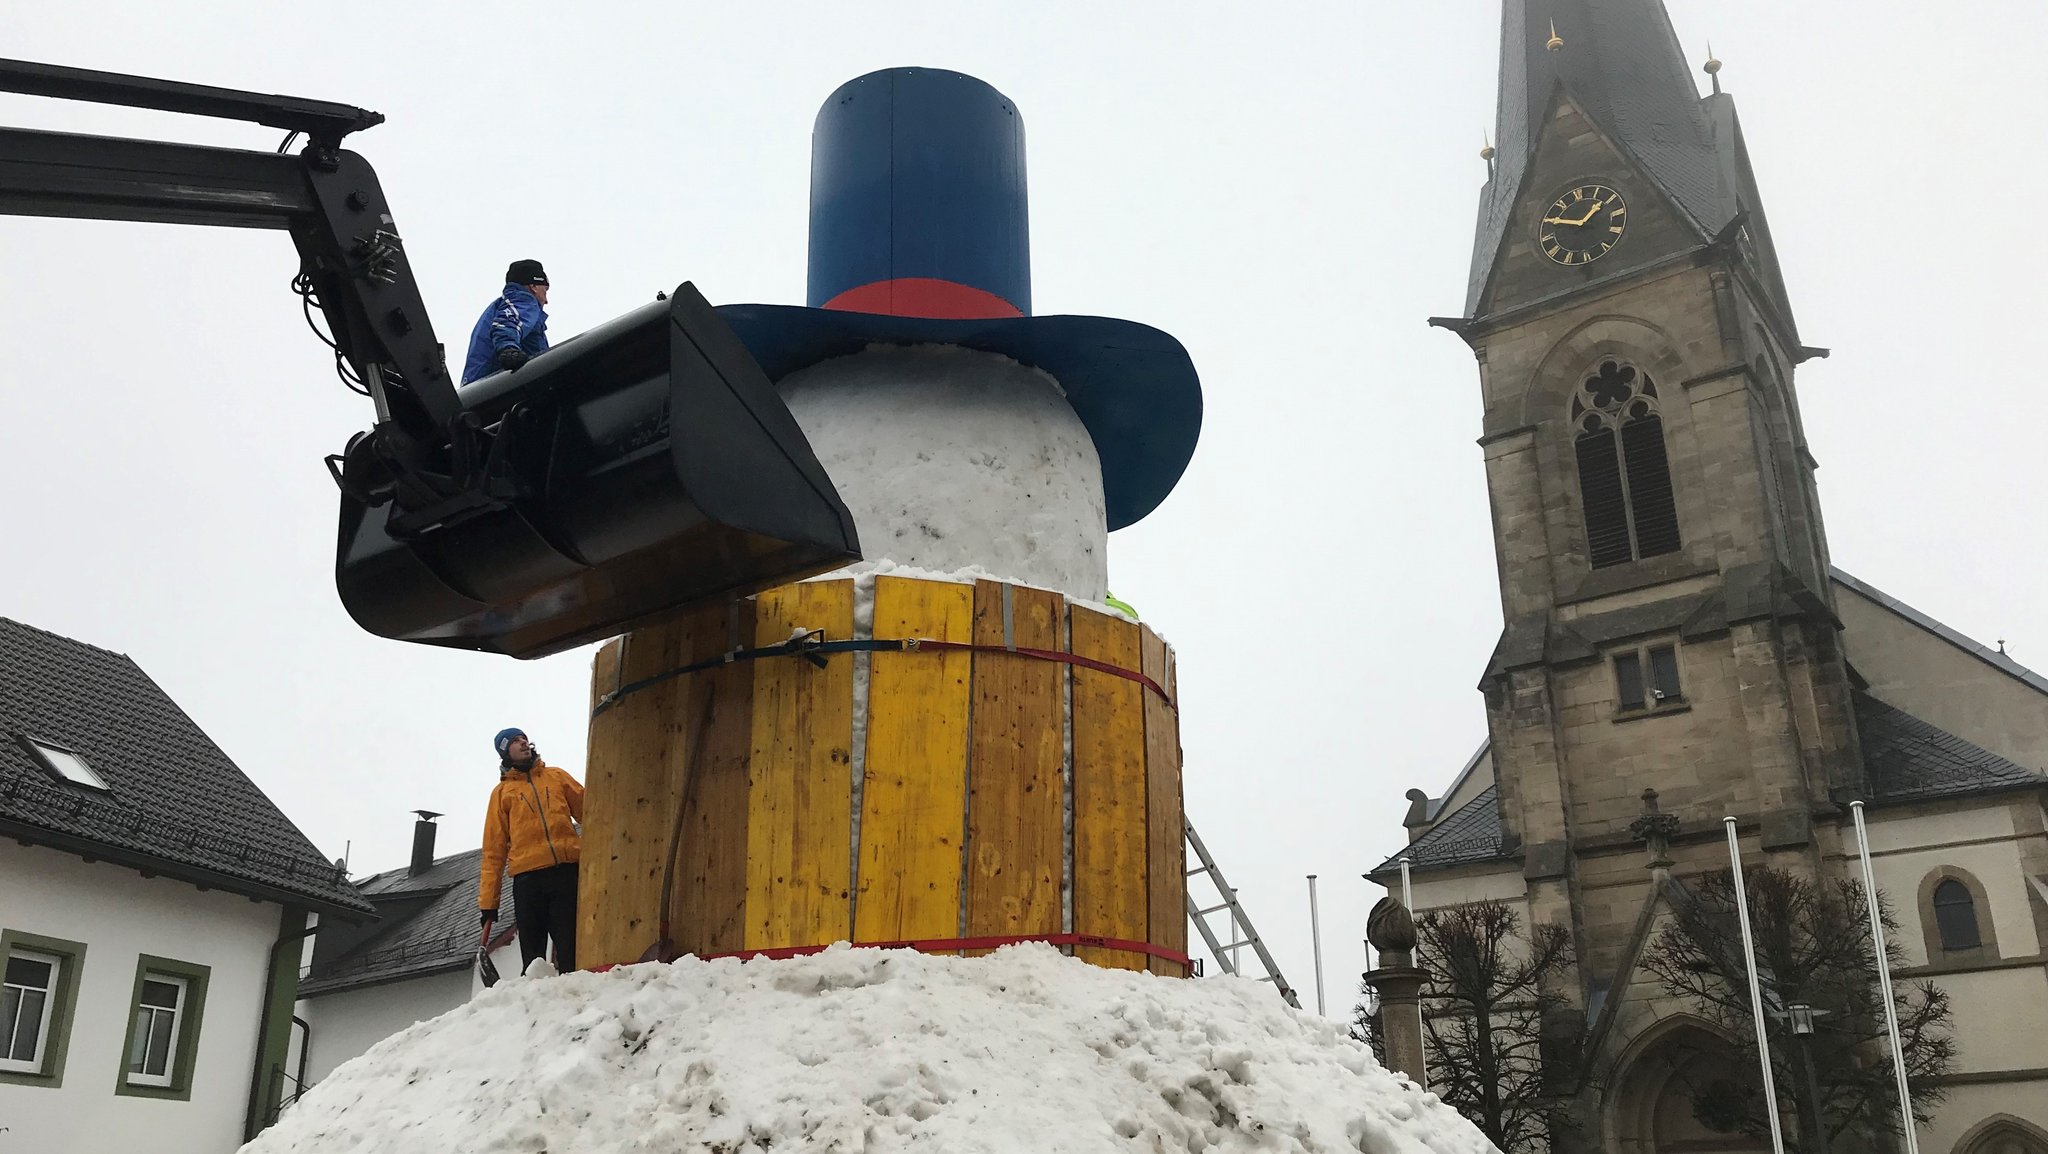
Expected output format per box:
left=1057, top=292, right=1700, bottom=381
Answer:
left=1184, top=818, right=1300, bottom=1008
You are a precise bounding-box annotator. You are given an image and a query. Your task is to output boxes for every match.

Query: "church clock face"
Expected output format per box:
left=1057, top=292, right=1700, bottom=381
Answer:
left=1539, top=183, right=1628, bottom=266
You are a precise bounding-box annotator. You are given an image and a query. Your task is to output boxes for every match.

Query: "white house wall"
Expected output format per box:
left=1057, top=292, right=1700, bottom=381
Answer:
left=295, top=968, right=471, bottom=1086
left=290, top=940, right=517, bottom=1089
left=0, top=840, right=279, bottom=1154
left=1943, top=965, right=2048, bottom=1074
left=1406, top=864, right=1528, bottom=914
left=1860, top=806, right=2034, bottom=968
left=1854, top=801, right=2048, bottom=1153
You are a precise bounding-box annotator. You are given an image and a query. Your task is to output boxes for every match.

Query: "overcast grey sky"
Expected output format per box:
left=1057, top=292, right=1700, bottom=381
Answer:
left=4, top=1, right=2043, bottom=1009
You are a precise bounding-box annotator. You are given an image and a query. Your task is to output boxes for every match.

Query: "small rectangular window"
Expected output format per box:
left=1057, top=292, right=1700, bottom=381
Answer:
left=1615, top=653, right=1646, bottom=710
left=2, top=951, right=62, bottom=1073
left=16, top=735, right=109, bottom=791
left=1649, top=645, right=1683, bottom=703
left=126, top=976, right=186, bottom=1087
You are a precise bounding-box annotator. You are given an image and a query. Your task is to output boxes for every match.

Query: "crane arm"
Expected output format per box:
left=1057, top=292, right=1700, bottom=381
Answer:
left=0, top=57, right=861, bottom=660
left=0, top=57, right=458, bottom=442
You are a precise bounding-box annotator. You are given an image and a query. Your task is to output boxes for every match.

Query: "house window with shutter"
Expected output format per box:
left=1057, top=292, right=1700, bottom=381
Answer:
left=1572, top=360, right=1681, bottom=568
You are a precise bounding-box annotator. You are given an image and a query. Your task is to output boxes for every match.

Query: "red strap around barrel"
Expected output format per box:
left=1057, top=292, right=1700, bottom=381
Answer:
left=588, top=933, right=1190, bottom=974
left=904, top=639, right=1173, bottom=706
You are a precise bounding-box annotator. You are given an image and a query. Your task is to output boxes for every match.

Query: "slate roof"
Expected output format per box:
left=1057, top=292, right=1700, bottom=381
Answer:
left=357, top=847, right=480, bottom=897
left=300, top=847, right=511, bottom=996
left=1468, top=0, right=1731, bottom=314
left=1375, top=688, right=2043, bottom=876
left=1377, top=785, right=1508, bottom=873
left=0, top=618, right=372, bottom=918
left=1857, top=691, right=2044, bottom=804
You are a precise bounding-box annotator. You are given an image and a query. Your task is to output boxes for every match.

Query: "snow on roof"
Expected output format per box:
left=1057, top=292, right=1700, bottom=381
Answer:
left=250, top=943, right=1493, bottom=1154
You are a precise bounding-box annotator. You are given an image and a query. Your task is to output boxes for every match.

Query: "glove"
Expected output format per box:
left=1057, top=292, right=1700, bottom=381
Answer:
left=480, top=908, right=497, bottom=927
left=494, top=346, right=529, bottom=372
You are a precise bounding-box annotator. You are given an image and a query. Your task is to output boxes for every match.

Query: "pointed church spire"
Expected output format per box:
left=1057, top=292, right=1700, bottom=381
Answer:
left=1465, top=0, right=1733, bottom=314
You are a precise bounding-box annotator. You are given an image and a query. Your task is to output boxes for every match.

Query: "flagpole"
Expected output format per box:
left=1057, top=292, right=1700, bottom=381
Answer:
left=1307, top=874, right=1327, bottom=1015
left=1851, top=800, right=1920, bottom=1154
left=1725, top=816, right=1787, bottom=1154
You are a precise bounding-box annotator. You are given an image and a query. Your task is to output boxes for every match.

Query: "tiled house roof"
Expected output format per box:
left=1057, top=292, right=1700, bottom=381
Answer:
left=300, top=848, right=511, bottom=996
left=0, top=617, right=372, bottom=918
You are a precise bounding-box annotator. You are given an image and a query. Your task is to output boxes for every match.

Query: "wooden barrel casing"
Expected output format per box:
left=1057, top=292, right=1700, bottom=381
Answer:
left=577, top=575, right=1185, bottom=976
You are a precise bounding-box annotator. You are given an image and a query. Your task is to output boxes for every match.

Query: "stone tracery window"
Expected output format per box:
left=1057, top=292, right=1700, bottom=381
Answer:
left=1572, top=360, right=1681, bottom=568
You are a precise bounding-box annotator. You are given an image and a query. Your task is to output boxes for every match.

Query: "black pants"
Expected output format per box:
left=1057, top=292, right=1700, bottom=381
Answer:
left=510, top=862, right=579, bottom=972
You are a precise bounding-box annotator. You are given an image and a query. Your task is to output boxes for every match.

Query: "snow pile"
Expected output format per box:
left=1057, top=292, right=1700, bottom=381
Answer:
left=248, top=944, right=1493, bottom=1154
left=780, top=345, right=1110, bottom=601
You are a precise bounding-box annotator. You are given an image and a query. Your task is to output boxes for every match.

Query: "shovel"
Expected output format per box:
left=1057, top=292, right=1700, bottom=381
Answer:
left=477, top=923, right=501, bottom=988
left=638, top=685, right=719, bottom=964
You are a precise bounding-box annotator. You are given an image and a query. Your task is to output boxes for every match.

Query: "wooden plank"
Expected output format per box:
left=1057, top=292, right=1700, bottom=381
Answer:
left=1142, top=629, right=1185, bottom=976
left=1069, top=605, right=1148, bottom=970
left=576, top=638, right=626, bottom=967
left=671, top=598, right=754, bottom=958
left=745, top=580, right=856, bottom=950
left=964, top=581, right=1065, bottom=954
left=855, top=577, right=974, bottom=943
left=581, top=615, right=694, bottom=968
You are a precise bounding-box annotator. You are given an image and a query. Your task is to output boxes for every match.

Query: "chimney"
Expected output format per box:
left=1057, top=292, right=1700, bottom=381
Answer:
left=409, top=810, right=443, bottom=876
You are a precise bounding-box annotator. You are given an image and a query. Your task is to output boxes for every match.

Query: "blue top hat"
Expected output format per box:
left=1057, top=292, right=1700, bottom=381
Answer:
left=716, top=67, right=1202, bottom=531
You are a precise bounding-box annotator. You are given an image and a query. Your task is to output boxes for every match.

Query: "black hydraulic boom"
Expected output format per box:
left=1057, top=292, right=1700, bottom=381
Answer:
left=0, top=59, right=859, bottom=658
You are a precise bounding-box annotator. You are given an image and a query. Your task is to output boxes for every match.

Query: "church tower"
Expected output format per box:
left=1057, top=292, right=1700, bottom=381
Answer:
left=1437, top=0, right=1866, bottom=1123
left=1377, top=5, right=2048, bottom=1149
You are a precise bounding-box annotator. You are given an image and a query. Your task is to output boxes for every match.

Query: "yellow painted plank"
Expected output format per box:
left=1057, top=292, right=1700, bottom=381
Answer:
left=855, top=577, right=974, bottom=943
left=1070, top=605, right=1148, bottom=970
left=965, top=581, right=1065, bottom=953
left=1142, top=629, right=1186, bottom=976
left=745, top=580, right=856, bottom=950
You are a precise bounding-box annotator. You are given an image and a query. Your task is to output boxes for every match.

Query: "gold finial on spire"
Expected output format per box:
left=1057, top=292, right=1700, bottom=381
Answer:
left=1480, top=131, right=1496, bottom=161
left=1546, top=19, right=1564, bottom=52
left=1704, top=41, right=1723, bottom=93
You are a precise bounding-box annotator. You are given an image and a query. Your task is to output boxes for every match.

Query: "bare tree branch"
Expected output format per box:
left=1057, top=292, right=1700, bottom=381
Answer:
left=1642, top=867, right=1955, bottom=1152
left=1351, top=899, right=1577, bottom=1152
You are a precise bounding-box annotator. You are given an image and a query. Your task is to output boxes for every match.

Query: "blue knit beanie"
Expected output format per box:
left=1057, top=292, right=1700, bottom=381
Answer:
left=493, top=728, right=527, bottom=759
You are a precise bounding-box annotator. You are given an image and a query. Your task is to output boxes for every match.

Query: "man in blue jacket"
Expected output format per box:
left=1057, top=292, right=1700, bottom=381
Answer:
left=462, top=259, right=551, bottom=384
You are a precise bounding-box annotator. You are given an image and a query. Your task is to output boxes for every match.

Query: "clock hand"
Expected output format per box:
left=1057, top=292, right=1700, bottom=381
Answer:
left=1541, top=202, right=1604, bottom=227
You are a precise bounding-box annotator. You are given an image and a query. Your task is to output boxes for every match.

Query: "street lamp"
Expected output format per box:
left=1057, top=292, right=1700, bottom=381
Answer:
left=1782, top=1002, right=1831, bottom=1151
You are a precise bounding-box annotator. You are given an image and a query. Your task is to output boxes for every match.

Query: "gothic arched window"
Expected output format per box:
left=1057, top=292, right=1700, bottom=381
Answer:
left=1572, top=360, right=1681, bottom=568
left=1932, top=878, right=1982, bottom=951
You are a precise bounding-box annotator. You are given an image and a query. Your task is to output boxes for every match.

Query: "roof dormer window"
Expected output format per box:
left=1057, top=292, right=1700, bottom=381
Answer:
left=14, top=736, right=109, bottom=791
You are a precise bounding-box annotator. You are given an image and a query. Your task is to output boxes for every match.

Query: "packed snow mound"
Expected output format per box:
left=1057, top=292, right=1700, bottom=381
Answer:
left=247, top=943, right=1494, bottom=1154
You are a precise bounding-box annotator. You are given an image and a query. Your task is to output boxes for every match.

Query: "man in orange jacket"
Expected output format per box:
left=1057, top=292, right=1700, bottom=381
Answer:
left=479, top=727, right=585, bottom=973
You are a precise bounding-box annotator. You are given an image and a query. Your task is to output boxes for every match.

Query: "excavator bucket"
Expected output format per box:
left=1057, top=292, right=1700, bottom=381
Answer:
left=334, top=284, right=859, bottom=659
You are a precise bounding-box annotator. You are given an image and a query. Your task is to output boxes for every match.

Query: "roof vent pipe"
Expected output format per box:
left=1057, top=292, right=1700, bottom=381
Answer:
left=409, top=809, right=442, bottom=876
